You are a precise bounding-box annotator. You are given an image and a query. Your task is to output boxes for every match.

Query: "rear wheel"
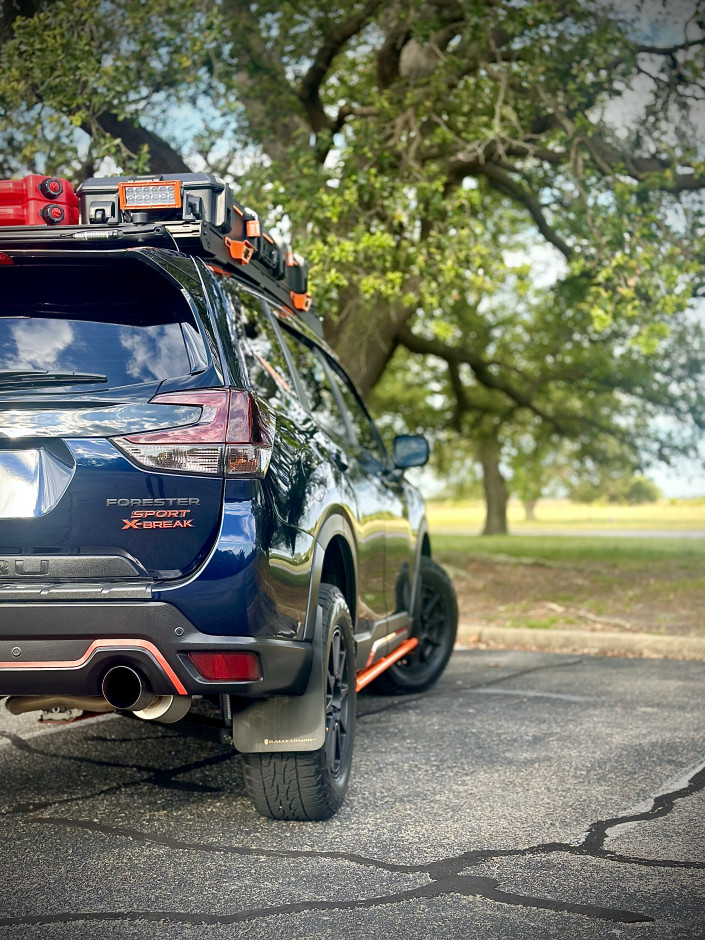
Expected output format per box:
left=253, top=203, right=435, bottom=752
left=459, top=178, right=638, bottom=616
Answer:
left=241, top=584, right=356, bottom=821
left=371, top=556, right=457, bottom=695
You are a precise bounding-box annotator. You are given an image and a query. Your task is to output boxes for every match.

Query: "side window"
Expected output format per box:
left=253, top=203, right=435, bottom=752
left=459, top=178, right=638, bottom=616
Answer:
left=220, top=280, right=293, bottom=400
left=278, top=325, right=349, bottom=444
left=325, top=359, right=388, bottom=467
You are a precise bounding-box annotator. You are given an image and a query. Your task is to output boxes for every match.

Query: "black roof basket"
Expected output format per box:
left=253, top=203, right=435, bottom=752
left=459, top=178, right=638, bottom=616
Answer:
left=0, top=172, right=322, bottom=336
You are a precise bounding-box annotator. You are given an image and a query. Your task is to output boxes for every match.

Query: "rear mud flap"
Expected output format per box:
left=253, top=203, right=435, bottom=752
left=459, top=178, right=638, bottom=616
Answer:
left=231, top=606, right=324, bottom=753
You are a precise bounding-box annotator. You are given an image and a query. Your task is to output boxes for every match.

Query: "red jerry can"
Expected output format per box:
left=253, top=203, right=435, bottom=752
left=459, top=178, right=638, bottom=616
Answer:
left=0, top=175, right=79, bottom=226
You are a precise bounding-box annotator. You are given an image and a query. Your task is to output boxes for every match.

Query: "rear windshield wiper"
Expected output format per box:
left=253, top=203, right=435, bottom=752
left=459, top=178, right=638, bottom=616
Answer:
left=0, top=370, right=108, bottom=389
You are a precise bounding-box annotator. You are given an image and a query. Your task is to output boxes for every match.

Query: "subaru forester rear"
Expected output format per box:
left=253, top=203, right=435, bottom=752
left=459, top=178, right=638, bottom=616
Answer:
left=0, top=172, right=458, bottom=821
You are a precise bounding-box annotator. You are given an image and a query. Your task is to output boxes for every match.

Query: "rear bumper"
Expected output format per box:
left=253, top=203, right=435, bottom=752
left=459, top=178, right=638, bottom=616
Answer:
left=0, top=600, right=312, bottom=698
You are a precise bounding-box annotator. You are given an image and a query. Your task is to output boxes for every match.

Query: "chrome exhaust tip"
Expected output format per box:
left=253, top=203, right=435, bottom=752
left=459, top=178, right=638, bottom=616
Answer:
left=101, top=665, right=155, bottom=712
left=134, top=695, right=192, bottom=724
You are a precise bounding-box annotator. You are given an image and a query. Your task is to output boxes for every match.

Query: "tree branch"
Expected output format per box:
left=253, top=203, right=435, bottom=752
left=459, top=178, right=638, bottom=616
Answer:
left=298, top=0, right=384, bottom=133
left=397, top=324, right=560, bottom=427
left=539, top=89, right=705, bottom=191
left=636, top=39, right=705, bottom=55
left=470, top=162, right=573, bottom=260
left=87, top=113, right=191, bottom=175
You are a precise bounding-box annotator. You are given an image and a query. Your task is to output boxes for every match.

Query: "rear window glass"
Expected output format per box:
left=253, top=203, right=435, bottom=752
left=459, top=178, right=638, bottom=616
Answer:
left=0, top=260, right=197, bottom=388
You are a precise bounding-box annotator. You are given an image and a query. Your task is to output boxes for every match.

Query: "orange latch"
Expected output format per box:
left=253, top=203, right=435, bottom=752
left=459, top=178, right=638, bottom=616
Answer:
left=224, top=237, right=254, bottom=264
left=290, top=290, right=313, bottom=312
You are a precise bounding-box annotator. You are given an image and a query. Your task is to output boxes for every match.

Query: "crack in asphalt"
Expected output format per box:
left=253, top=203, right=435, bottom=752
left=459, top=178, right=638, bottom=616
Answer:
left=0, top=873, right=650, bottom=928
left=583, top=760, right=705, bottom=856
left=8, top=758, right=705, bottom=929
left=0, top=655, right=701, bottom=929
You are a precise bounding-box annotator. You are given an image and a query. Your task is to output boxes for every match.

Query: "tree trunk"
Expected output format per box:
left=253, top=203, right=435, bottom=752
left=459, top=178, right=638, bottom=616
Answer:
left=523, top=499, right=537, bottom=521
left=479, top=435, right=508, bottom=535
left=323, top=291, right=415, bottom=398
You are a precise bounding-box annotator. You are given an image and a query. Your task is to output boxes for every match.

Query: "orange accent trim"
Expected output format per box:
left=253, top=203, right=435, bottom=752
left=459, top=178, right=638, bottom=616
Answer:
left=290, top=290, right=312, bottom=312
left=205, top=263, right=232, bottom=278
left=263, top=232, right=274, bottom=244
left=365, top=627, right=408, bottom=670
left=355, top=637, right=419, bottom=692
left=0, top=639, right=187, bottom=695
left=118, top=180, right=181, bottom=211
left=224, top=237, right=254, bottom=264
left=232, top=204, right=244, bottom=217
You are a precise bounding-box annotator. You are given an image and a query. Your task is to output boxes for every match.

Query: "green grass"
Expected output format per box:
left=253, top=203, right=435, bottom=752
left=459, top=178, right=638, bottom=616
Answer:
left=432, top=534, right=705, bottom=569
left=427, top=498, right=705, bottom=532
left=508, top=614, right=577, bottom=630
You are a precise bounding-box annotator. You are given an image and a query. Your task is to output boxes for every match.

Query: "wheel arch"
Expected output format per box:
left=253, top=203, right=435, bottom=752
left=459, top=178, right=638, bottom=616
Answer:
left=410, top=517, right=431, bottom=619
left=306, top=512, right=358, bottom=634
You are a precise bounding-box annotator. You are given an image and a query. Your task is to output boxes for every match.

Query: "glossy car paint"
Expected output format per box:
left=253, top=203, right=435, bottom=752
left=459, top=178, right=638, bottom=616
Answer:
left=0, top=244, right=429, bottom=702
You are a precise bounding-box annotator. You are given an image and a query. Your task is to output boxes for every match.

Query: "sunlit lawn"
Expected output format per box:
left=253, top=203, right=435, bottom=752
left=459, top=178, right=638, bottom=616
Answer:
left=427, top=501, right=705, bottom=636
left=432, top=534, right=705, bottom=568
left=427, top=498, right=705, bottom=533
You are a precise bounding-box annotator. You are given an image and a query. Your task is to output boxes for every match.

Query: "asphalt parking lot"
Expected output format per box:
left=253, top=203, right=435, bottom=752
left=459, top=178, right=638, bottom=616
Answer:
left=0, top=649, right=703, bottom=939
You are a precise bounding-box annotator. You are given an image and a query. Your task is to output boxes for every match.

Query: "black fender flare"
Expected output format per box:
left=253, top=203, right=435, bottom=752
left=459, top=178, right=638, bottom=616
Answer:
left=409, top=515, right=431, bottom=622
left=304, top=511, right=358, bottom=637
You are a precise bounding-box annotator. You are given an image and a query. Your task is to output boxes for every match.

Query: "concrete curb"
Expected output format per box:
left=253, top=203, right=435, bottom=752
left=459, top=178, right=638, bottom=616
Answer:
left=456, top=621, right=705, bottom=660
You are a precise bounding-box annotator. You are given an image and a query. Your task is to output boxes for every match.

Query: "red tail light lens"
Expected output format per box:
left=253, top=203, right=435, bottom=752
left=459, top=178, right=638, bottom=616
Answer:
left=188, top=651, right=261, bottom=681
left=112, top=389, right=275, bottom=477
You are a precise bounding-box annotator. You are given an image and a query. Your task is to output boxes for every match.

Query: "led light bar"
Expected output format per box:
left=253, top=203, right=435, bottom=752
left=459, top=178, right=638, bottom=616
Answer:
left=118, top=180, right=181, bottom=210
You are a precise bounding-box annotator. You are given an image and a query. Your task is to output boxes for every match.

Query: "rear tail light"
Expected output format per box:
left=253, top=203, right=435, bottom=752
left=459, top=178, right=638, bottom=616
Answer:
left=188, top=651, right=261, bottom=681
left=112, top=389, right=274, bottom=477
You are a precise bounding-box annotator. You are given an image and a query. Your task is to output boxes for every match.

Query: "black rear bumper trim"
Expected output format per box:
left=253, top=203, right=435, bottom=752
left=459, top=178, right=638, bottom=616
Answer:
left=0, top=602, right=312, bottom=697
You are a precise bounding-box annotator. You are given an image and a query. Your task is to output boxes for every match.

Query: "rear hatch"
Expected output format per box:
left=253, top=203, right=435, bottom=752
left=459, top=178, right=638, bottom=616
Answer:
left=0, top=251, right=228, bottom=581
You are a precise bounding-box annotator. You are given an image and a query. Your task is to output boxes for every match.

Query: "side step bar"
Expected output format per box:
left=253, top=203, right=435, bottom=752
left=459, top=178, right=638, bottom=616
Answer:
left=355, top=638, right=419, bottom=692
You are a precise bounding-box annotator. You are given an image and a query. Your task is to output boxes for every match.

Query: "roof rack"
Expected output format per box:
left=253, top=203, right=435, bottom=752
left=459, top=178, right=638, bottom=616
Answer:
left=0, top=172, right=321, bottom=335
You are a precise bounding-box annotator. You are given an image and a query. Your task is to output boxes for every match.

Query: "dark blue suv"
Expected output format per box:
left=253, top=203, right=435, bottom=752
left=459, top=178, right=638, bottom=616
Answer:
left=0, top=173, right=457, bottom=820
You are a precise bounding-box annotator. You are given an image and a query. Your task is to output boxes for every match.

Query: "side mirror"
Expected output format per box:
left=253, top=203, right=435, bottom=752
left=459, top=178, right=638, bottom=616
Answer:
left=393, top=434, right=430, bottom=469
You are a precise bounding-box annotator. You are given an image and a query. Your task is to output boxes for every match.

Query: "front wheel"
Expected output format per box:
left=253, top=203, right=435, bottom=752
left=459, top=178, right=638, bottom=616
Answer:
left=371, top=557, right=457, bottom=695
left=241, top=584, right=356, bottom=821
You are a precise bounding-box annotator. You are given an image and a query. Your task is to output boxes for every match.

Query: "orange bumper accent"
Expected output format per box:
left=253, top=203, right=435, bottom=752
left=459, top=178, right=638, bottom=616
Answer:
left=0, top=639, right=187, bottom=695
left=355, top=637, right=419, bottom=692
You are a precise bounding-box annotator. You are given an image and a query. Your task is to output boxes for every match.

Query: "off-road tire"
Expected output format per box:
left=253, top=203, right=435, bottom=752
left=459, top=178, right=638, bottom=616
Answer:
left=241, top=584, right=356, bottom=821
left=371, top=556, right=457, bottom=695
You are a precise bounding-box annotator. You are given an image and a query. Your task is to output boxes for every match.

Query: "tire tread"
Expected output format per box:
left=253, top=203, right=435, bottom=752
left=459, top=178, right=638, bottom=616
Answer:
left=241, top=584, right=355, bottom=821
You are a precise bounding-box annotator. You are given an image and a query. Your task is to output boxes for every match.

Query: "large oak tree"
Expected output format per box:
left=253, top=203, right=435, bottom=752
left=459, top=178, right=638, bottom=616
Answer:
left=2, top=0, right=705, bottom=530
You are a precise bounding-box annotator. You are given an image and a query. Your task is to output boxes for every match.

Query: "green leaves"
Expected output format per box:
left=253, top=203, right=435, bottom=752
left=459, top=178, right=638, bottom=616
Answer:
left=2, top=0, right=705, bottom=508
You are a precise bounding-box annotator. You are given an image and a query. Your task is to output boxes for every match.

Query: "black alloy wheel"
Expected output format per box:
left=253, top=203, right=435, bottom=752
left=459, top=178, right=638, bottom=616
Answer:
left=325, top=621, right=352, bottom=776
left=370, top=556, right=458, bottom=695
